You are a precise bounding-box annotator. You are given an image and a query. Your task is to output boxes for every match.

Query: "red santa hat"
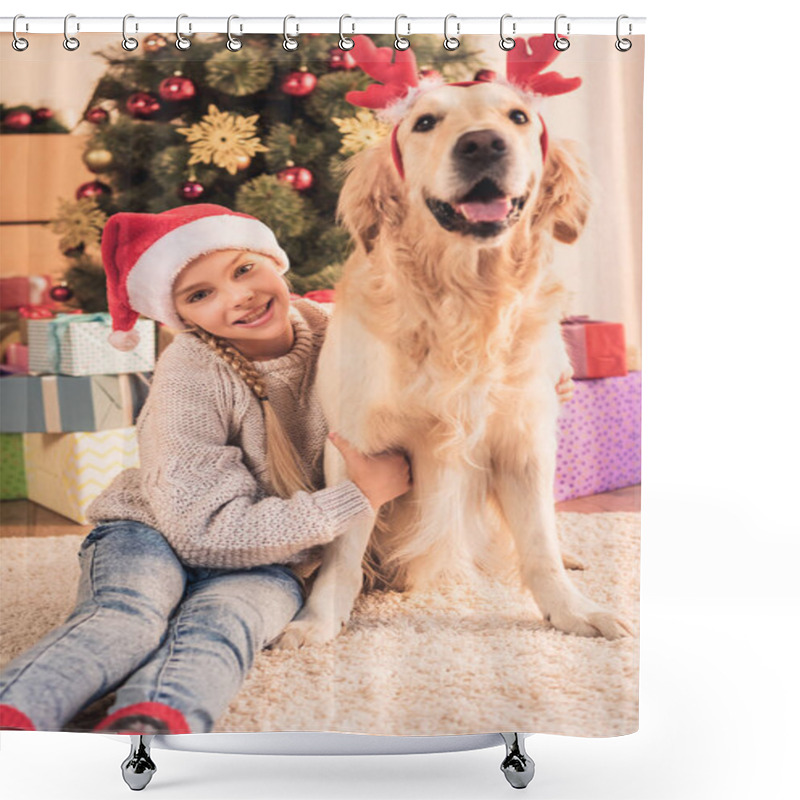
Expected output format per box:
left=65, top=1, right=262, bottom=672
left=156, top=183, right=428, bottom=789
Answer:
left=101, top=204, right=290, bottom=350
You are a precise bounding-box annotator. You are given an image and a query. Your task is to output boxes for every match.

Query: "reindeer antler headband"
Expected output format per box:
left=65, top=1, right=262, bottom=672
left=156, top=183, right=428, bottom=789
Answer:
left=344, top=34, right=582, bottom=179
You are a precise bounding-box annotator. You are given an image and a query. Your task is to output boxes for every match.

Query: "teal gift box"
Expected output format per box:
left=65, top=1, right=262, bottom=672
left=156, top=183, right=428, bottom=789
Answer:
left=0, top=373, right=151, bottom=433
left=27, top=313, right=155, bottom=376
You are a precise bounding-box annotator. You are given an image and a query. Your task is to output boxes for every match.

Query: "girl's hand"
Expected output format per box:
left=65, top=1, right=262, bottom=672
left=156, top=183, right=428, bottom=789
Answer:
left=557, top=369, right=575, bottom=404
left=328, top=432, right=412, bottom=511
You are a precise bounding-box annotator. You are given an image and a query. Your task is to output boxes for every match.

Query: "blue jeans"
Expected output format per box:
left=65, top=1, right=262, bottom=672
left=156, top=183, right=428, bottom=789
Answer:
left=0, top=520, right=304, bottom=733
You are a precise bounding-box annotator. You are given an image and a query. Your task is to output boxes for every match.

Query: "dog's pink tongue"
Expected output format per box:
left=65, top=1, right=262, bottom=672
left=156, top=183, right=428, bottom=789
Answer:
left=456, top=198, right=511, bottom=222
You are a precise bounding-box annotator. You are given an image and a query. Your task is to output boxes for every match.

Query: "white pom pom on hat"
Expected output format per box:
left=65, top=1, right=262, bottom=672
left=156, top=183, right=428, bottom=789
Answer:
left=101, top=204, right=290, bottom=350
left=108, top=329, right=141, bottom=351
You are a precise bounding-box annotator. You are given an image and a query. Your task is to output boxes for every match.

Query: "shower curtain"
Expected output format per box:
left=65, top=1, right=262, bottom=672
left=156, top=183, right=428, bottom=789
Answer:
left=0, top=29, right=643, bottom=738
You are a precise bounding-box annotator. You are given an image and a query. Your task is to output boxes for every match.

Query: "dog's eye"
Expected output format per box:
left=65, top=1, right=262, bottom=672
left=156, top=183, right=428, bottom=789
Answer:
left=413, top=114, right=437, bottom=133
left=509, top=109, right=529, bottom=125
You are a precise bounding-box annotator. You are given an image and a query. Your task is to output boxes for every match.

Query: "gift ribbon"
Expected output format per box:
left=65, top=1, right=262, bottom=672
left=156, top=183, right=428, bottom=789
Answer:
left=40, top=376, right=62, bottom=433
left=46, top=313, right=110, bottom=373
left=28, top=276, right=50, bottom=306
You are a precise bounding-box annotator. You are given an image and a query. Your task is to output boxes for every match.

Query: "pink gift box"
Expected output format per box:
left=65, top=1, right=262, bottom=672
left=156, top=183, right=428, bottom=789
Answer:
left=4, top=342, right=28, bottom=371
left=555, top=372, right=641, bottom=502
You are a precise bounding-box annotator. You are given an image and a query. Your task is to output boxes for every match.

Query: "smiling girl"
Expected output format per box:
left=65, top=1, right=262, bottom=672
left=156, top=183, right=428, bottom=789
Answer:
left=0, top=204, right=412, bottom=735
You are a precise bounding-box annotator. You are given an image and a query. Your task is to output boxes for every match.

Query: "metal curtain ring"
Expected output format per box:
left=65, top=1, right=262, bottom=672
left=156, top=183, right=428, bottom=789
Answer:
left=339, top=14, right=354, bottom=50
left=122, top=14, right=139, bottom=51
left=283, top=15, right=298, bottom=51
left=394, top=15, right=410, bottom=51
left=616, top=14, right=632, bottom=51
left=499, top=14, right=515, bottom=51
left=444, top=14, right=460, bottom=50
left=227, top=16, right=242, bottom=51
left=554, top=15, right=570, bottom=51
left=175, top=14, right=191, bottom=50
left=63, top=14, right=80, bottom=51
left=12, top=15, right=29, bottom=51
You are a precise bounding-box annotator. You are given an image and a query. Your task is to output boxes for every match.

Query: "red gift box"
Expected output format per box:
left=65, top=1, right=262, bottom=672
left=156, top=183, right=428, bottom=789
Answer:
left=0, top=276, right=58, bottom=312
left=561, top=316, right=628, bottom=379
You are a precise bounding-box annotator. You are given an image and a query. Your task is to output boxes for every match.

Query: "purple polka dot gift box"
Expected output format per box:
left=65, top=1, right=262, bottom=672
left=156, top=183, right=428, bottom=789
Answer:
left=555, top=372, right=641, bottom=502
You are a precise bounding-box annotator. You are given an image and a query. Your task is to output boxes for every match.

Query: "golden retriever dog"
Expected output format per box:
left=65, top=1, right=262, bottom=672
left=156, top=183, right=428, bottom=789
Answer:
left=276, top=42, right=633, bottom=648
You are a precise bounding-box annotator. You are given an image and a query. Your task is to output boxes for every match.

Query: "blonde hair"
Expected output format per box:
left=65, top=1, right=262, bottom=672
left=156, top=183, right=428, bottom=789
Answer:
left=189, top=325, right=314, bottom=499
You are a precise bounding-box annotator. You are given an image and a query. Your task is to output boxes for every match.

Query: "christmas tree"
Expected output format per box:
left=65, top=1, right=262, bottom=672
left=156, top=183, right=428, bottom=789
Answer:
left=52, top=33, right=483, bottom=306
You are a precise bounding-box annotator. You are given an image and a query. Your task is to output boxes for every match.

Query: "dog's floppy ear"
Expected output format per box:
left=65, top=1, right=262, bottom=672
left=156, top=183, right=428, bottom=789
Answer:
left=337, top=139, right=405, bottom=254
left=533, top=138, right=590, bottom=244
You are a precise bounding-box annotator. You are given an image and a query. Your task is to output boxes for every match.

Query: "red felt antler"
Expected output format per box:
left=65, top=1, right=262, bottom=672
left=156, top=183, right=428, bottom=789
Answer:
left=506, top=35, right=582, bottom=96
left=344, top=35, right=420, bottom=110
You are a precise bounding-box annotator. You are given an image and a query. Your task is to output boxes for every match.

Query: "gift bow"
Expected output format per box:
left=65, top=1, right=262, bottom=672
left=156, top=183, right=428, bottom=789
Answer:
left=19, top=305, right=56, bottom=320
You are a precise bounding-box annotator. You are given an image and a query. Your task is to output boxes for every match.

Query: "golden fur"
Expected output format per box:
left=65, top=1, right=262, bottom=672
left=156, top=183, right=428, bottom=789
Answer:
left=274, top=82, right=632, bottom=646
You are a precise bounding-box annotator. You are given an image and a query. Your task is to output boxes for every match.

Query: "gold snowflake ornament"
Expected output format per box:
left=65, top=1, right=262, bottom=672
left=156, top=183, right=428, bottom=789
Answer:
left=49, top=198, right=108, bottom=250
left=177, top=104, right=267, bottom=175
left=333, top=110, right=392, bottom=156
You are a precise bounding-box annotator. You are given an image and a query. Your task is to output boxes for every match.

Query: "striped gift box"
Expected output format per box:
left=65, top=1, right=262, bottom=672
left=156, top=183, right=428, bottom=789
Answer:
left=27, top=314, right=155, bottom=376
left=0, top=373, right=151, bottom=433
left=23, top=427, right=139, bottom=524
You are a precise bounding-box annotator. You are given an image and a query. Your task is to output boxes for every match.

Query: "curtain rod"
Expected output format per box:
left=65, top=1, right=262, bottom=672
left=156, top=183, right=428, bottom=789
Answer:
left=1, top=16, right=646, bottom=36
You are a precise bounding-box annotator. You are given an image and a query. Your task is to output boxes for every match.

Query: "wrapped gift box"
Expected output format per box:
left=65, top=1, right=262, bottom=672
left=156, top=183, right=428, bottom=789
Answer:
left=3, top=342, right=28, bottom=371
left=555, top=372, right=641, bottom=502
left=1, top=310, right=22, bottom=360
left=561, top=316, right=628, bottom=379
left=0, top=373, right=151, bottom=433
left=0, top=276, right=57, bottom=311
left=27, top=313, right=155, bottom=376
left=23, top=427, right=139, bottom=524
left=1, top=433, right=27, bottom=500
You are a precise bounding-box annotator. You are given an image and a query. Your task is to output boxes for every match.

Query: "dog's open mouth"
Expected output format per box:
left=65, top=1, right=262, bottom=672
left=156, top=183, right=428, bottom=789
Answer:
left=425, top=179, right=527, bottom=238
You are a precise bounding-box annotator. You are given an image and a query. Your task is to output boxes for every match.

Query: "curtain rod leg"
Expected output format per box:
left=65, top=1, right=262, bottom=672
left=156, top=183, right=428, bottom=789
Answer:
left=121, top=735, right=157, bottom=791
left=500, top=732, right=535, bottom=789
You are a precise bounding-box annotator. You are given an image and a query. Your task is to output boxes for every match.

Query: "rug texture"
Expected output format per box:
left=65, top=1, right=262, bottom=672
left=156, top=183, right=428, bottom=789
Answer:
left=0, top=512, right=639, bottom=737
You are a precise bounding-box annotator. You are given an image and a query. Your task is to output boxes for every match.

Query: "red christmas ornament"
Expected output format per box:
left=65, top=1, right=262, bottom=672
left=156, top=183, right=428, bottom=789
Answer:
left=85, top=107, right=109, bottom=125
left=159, top=75, right=196, bottom=102
left=33, top=107, right=54, bottom=123
left=328, top=47, right=357, bottom=71
left=49, top=284, right=74, bottom=303
left=474, top=69, right=497, bottom=82
left=126, top=92, right=161, bottom=119
left=281, top=71, right=318, bottom=97
left=76, top=180, right=111, bottom=200
left=180, top=181, right=205, bottom=200
left=3, top=110, right=32, bottom=131
left=277, top=165, right=314, bottom=191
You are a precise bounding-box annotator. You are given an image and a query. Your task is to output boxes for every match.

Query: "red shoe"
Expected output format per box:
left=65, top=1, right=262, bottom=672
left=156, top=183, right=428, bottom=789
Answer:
left=93, top=702, right=191, bottom=735
left=0, top=704, right=36, bottom=731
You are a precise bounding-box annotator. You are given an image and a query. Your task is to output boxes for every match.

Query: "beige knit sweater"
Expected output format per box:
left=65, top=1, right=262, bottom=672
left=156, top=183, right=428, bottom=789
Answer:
left=86, top=299, right=372, bottom=578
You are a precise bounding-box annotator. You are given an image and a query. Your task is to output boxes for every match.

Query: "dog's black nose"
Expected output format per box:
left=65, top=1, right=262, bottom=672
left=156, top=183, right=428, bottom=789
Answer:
left=453, top=130, right=508, bottom=164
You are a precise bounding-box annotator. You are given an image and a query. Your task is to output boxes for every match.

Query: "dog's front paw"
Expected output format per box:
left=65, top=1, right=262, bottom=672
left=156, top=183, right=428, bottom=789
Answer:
left=271, top=614, right=342, bottom=650
left=536, top=584, right=634, bottom=640
left=549, top=605, right=634, bottom=640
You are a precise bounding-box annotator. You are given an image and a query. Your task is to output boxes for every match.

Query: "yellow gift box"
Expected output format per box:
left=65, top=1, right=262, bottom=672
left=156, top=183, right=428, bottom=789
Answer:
left=23, top=427, right=139, bottom=524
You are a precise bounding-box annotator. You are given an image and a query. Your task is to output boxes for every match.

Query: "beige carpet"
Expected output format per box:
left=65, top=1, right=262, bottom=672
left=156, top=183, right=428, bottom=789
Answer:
left=0, top=512, right=639, bottom=737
